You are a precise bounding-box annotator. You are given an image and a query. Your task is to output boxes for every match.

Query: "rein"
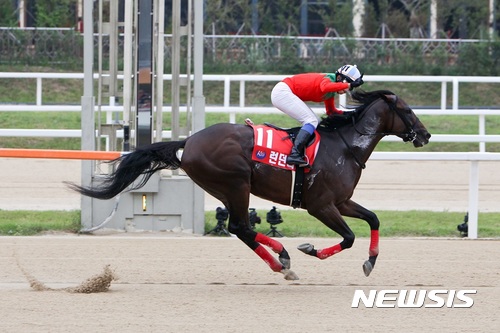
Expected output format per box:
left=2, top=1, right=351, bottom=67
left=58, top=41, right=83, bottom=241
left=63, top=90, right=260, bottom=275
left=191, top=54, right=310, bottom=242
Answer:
left=335, top=95, right=417, bottom=170
left=352, top=96, right=417, bottom=141
left=337, top=121, right=366, bottom=169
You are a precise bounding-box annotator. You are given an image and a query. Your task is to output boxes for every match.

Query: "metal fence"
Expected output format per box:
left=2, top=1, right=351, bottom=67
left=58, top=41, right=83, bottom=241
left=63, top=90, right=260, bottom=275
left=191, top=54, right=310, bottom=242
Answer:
left=0, top=28, right=83, bottom=66
left=0, top=27, right=492, bottom=70
left=203, top=34, right=473, bottom=61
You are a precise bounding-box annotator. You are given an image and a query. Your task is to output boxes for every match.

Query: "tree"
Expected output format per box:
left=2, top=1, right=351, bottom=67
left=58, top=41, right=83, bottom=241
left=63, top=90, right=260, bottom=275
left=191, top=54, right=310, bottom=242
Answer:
left=437, top=0, right=491, bottom=39
left=259, top=0, right=302, bottom=35
left=398, top=0, right=431, bottom=37
left=34, top=0, right=76, bottom=28
left=204, top=0, right=249, bottom=34
left=0, top=0, right=17, bottom=27
left=312, top=0, right=354, bottom=37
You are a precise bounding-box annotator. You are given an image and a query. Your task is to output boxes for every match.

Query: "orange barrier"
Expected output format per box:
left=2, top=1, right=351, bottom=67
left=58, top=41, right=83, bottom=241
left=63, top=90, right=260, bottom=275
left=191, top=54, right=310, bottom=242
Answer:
left=0, top=148, right=123, bottom=160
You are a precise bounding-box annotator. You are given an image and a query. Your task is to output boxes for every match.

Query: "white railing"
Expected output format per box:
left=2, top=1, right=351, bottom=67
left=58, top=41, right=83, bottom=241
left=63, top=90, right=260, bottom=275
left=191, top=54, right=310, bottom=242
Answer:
left=2, top=72, right=499, bottom=111
left=1, top=72, right=499, bottom=149
left=371, top=152, right=500, bottom=239
left=1, top=73, right=499, bottom=109
left=2, top=73, right=500, bottom=151
left=1, top=73, right=500, bottom=152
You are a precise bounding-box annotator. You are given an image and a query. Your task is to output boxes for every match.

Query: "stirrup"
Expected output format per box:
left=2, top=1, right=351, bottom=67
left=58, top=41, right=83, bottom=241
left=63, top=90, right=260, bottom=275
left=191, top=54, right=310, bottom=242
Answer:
left=286, top=156, right=306, bottom=165
left=286, top=155, right=310, bottom=168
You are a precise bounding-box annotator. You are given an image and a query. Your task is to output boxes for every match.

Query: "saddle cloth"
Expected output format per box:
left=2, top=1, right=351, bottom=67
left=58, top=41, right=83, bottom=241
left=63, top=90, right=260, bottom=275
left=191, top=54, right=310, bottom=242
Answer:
left=249, top=124, right=320, bottom=172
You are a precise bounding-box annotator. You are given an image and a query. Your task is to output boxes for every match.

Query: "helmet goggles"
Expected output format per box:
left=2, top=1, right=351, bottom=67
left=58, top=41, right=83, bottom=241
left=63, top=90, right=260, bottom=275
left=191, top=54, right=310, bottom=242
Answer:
left=336, top=65, right=361, bottom=83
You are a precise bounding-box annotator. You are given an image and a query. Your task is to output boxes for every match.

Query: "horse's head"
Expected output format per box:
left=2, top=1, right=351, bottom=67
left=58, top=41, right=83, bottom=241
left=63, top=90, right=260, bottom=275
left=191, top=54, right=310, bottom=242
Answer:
left=380, top=93, right=431, bottom=147
left=320, top=90, right=431, bottom=149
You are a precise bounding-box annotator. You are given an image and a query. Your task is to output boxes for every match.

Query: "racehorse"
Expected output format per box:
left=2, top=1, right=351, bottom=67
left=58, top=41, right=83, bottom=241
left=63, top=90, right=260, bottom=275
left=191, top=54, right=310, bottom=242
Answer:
left=68, top=89, right=431, bottom=280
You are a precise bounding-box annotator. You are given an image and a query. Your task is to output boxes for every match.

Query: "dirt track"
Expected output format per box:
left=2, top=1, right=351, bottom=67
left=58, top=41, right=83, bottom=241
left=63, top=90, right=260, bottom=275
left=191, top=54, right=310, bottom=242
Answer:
left=0, top=234, right=498, bottom=333
left=0, top=159, right=499, bottom=332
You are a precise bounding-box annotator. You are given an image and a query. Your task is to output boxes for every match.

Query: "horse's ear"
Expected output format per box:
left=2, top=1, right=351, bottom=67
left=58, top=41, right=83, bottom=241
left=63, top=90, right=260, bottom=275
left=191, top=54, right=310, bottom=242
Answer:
left=382, top=94, right=397, bottom=104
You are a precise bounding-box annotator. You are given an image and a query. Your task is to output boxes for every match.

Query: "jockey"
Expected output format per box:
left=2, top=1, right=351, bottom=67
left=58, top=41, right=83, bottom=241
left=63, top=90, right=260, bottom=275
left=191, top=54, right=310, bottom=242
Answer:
left=271, top=64, right=364, bottom=166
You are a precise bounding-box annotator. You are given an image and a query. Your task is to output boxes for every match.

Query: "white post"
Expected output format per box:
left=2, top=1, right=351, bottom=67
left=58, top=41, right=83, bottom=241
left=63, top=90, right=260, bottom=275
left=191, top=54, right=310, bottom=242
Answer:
left=479, top=115, right=486, bottom=152
left=430, top=0, right=438, bottom=38
left=239, top=80, right=246, bottom=108
left=107, top=96, right=114, bottom=124
left=155, top=0, right=165, bottom=142
left=489, top=0, right=495, bottom=40
left=81, top=0, right=95, bottom=230
left=224, top=76, right=235, bottom=123
left=36, top=77, right=42, bottom=106
left=192, top=0, right=205, bottom=134
left=122, top=0, right=133, bottom=148
left=171, top=0, right=181, bottom=141
left=452, top=78, right=459, bottom=111
left=468, top=161, right=479, bottom=239
left=192, top=0, right=206, bottom=234
left=352, top=0, right=365, bottom=38
left=440, top=81, right=447, bottom=111
left=18, top=0, right=25, bottom=27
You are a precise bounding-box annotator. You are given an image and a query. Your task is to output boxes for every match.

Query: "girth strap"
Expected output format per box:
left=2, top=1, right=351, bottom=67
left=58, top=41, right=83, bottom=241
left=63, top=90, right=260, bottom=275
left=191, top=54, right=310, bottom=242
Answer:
left=290, top=167, right=305, bottom=208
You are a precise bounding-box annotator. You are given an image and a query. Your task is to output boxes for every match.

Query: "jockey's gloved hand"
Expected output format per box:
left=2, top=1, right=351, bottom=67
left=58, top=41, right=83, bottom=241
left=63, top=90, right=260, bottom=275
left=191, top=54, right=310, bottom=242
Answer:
left=349, top=74, right=364, bottom=90
left=330, top=111, right=355, bottom=120
left=340, top=111, right=356, bottom=119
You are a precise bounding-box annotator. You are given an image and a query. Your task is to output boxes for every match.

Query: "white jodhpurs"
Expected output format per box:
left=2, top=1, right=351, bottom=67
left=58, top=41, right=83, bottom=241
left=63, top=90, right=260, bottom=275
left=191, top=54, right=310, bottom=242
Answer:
left=271, top=81, right=319, bottom=127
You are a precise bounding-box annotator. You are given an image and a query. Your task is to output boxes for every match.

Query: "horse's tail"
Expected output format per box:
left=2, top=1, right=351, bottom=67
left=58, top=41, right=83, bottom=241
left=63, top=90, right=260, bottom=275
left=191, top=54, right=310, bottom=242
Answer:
left=66, top=140, right=186, bottom=200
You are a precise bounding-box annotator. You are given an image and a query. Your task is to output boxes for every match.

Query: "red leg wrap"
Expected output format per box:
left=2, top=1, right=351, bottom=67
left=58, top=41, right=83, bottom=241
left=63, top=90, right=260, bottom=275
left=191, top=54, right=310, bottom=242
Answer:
left=369, top=230, right=379, bottom=257
left=254, top=245, right=283, bottom=272
left=316, top=244, right=342, bottom=260
left=255, top=233, right=284, bottom=253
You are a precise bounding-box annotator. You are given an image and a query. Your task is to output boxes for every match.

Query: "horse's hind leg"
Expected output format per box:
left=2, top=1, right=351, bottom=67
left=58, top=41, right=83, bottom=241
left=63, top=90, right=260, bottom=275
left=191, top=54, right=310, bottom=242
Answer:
left=337, top=199, right=380, bottom=277
left=228, top=216, right=298, bottom=280
left=220, top=188, right=297, bottom=280
left=255, top=233, right=291, bottom=270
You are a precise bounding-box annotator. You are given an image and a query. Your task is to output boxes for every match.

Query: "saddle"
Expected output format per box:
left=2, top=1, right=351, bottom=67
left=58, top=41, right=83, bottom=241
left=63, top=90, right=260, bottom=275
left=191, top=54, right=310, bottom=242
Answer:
left=246, top=119, right=321, bottom=208
left=246, top=120, right=320, bottom=172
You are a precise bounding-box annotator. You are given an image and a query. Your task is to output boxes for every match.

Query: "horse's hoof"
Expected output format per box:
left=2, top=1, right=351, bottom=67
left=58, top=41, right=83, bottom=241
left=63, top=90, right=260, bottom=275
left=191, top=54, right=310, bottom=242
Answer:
left=278, top=248, right=291, bottom=269
left=363, top=260, right=373, bottom=277
left=297, top=243, right=314, bottom=254
left=279, top=257, right=291, bottom=270
left=281, top=269, right=299, bottom=281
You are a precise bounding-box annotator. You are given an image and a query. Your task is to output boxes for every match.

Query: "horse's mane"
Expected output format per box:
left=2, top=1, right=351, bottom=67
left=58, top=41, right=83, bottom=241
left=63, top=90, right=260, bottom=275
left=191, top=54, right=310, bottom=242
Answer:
left=351, top=89, right=395, bottom=107
left=318, top=89, right=395, bottom=131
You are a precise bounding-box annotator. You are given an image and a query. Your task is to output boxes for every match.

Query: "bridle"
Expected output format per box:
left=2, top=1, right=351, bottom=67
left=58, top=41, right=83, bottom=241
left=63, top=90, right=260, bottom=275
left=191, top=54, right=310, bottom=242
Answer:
left=352, top=95, right=418, bottom=143
left=387, top=96, right=417, bottom=143
left=337, top=94, right=418, bottom=169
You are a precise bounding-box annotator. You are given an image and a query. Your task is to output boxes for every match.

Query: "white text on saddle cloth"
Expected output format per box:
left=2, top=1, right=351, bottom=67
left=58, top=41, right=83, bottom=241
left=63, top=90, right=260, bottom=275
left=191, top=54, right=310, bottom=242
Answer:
left=268, top=151, right=290, bottom=168
left=254, top=127, right=295, bottom=170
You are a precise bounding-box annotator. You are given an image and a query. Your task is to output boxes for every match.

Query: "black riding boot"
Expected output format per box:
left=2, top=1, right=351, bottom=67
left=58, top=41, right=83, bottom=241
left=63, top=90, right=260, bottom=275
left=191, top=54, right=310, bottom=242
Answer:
left=286, top=129, right=312, bottom=166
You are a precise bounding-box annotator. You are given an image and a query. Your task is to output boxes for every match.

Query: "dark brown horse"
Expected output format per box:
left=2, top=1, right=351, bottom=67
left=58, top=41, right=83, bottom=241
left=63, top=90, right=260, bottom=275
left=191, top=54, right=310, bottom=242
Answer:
left=68, top=90, right=431, bottom=280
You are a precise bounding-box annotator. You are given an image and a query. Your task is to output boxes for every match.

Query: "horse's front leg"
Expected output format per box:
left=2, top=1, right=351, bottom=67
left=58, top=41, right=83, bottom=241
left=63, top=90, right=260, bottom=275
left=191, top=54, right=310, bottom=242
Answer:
left=337, top=199, right=380, bottom=277
left=297, top=205, right=355, bottom=260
